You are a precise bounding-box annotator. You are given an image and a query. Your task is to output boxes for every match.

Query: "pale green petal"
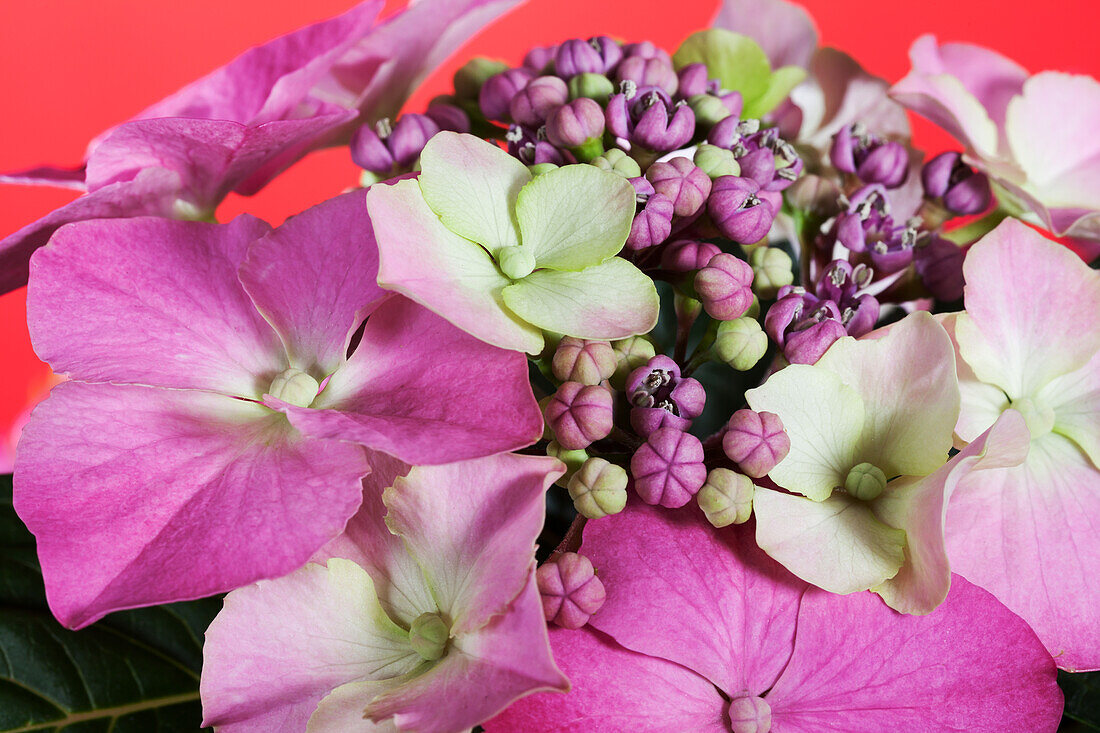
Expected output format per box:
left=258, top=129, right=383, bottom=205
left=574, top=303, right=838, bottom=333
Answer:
left=418, top=131, right=530, bottom=256
left=368, top=179, right=544, bottom=354
left=673, top=29, right=772, bottom=108
left=743, top=65, right=806, bottom=119
left=501, top=259, right=659, bottom=341
left=754, top=488, right=907, bottom=595
left=817, top=312, right=958, bottom=479
left=746, top=364, right=865, bottom=501
left=516, top=165, right=636, bottom=270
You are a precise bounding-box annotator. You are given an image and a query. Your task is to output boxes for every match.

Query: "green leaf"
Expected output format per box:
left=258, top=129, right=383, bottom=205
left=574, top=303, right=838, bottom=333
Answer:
left=0, top=474, right=220, bottom=732
left=1060, top=670, right=1100, bottom=730
left=743, top=65, right=807, bottom=120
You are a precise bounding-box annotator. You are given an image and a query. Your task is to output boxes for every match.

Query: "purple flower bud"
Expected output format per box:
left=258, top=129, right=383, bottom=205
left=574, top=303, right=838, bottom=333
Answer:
left=544, top=382, right=614, bottom=450
left=631, top=427, right=707, bottom=508
left=921, top=151, right=960, bottom=199
left=387, top=113, right=440, bottom=168
left=785, top=318, right=847, bottom=364
left=630, top=176, right=655, bottom=197
left=552, top=337, right=617, bottom=385
left=555, top=39, right=604, bottom=78
left=723, top=409, right=791, bottom=478
left=588, top=35, right=623, bottom=73
left=621, top=41, right=672, bottom=65
left=546, top=97, right=605, bottom=149
left=707, top=115, right=741, bottom=148
left=608, top=88, right=695, bottom=152
left=626, top=192, right=674, bottom=250
left=720, top=90, right=744, bottom=119
left=923, top=152, right=992, bottom=215
left=677, top=63, right=712, bottom=98
left=616, top=55, right=679, bottom=96
left=646, top=157, right=712, bottom=218
left=660, top=239, right=721, bottom=272
left=350, top=121, right=394, bottom=173
left=737, top=147, right=776, bottom=188
left=453, top=57, right=509, bottom=101
left=523, top=44, right=557, bottom=74
left=479, top=67, right=534, bottom=121
left=507, top=126, right=566, bottom=166
left=729, top=695, right=772, bottom=733
left=537, top=552, right=606, bottom=629
left=708, top=175, right=776, bottom=244
left=914, top=234, right=966, bottom=301
left=425, top=102, right=470, bottom=133
left=694, top=253, right=755, bottom=320
left=509, top=76, right=568, bottom=128
left=830, top=124, right=909, bottom=188
left=626, top=355, right=705, bottom=437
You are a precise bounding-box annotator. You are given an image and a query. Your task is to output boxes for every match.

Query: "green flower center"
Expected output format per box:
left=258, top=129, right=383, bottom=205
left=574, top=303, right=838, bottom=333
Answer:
left=408, top=611, right=451, bottom=661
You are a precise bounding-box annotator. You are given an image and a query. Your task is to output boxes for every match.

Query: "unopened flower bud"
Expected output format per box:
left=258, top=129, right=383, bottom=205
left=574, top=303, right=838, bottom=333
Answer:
left=737, top=148, right=777, bottom=188
left=631, top=428, right=707, bottom=508
left=553, top=337, right=617, bottom=385
left=479, top=67, right=534, bottom=121
left=709, top=176, right=775, bottom=244
left=408, top=611, right=450, bottom=661
left=453, top=57, right=509, bottom=101
left=688, top=93, right=732, bottom=129
left=626, top=192, right=674, bottom=250
left=592, top=148, right=642, bottom=178
left=350, top=122, right=394, bottom=174
left=546, top=441, right=589, bottom=485
left=723, top=409, right=790, bottom=478
left=694, top=253, right=754, bottom=320
left=509, top=75, right=568, bottom=128
left=616, top=55, right=679, bottom=96
left=660, top=239, right=721, bottom=272
left=610, top=336, right=657, bottom=389
left=634, top=97, right=695, bottom=151
left=845, top=462, right=887, bottom=501
left=693, top=144, right=740, bottom=179
left=425, top=101, right=470, bottom=133
left=647, top=157, right=712, bottom=218
left=714, top=317, right=768, bottom=370
left=677, top=63, right=712, bottom=97
left=498, top=245, right=536, bottom=279
left=545, top=382, right=614, bottom=450
left=268, top=368, right=319, bottom=408
left=857, top=142, right=909, bottom=188
left=537, top=552, right=606, bottom=629
left=922, top=151, right=991, bottom=215
left=555, top=39, right=606, bottom=78
left=546, top=98, right=606, bottom=161
left=522, top=45, right=556, bottom=74
left=749, top=247, right=794, bottom=298
left=784, top=319, right=846, bottom=364
left=568, top=457, right=629, bottom=518
left=697, top=468, right=755, bottom=527
left=729, top=695, right=772, bottom=733
left=568, top=72, right=616, bottom=105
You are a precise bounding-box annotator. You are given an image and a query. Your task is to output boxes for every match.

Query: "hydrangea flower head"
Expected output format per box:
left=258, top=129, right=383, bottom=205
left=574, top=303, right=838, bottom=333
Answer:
left=201, top=453, right=568, bottom=732
left=745, top=312, right=1030, bottom=612
left=14, top=191, right=541, bottom=628
left=366, top=131, right=660, bottom=354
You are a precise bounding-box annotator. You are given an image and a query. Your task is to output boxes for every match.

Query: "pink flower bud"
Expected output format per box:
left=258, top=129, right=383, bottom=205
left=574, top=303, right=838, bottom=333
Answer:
left=631, top=427, right=707, bottom=508
left=537, top=552, right=606, bottom=629
left=546, top=97, right=605, bottom=149
left=509, top=75, right=568, bottom=128
left=646, top=157, right=712, bottom=218
left=552, top=337, right=617, bottom=385
left=660, top=239, right=722, bottom=272
left=729, top=695, right=772, bottom=733
left=708, top=175, right=776, bottom=244
left=723, top=409, right=791, bottom=478
left=694, top=253, right=754, bottom=320
left=479, top=67, right=534, bottom=121
left=626, top=192, right=674, bottom=250
left=616, top=55, right=679, bottom=96
left=545, top=382, right=614, bottom=450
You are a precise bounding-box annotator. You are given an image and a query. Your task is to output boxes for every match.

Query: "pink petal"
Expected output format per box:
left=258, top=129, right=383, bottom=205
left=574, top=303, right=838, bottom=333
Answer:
left=766, top=579, right=1062, bottom=731
left=0, top=165, right=87, bottom=190
left=13, top=382, right=369, bottom=628
left=712, top=0, right=818, bottom=69
left=946, top=432, right=1100, bottom=671
left=27, top=215, right=286, bottom=398
left=1038, top=348, right=1100, bottom=468
left=381, top=453, right=564, bottom=635
left=958, top=219, right=1100, bottom=399
left=582, top=503, right=805, bottom=696
left=485, top=626, right=727, bottom=733
left=354, top=575, right=567, bottom=733
left=0, top=168, right=182, bottom=295
left=201, top=559, right=417, bottom=733
left=240, top=190, right=388, bottom=378
left=280, top=296, right=543, bottom=464
left=938, top=313, right=1010, bottom=446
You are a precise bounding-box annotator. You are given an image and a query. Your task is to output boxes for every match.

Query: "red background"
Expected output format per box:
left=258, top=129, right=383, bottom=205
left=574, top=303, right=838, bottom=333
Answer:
left=2, top=0, right=1098, bottom=463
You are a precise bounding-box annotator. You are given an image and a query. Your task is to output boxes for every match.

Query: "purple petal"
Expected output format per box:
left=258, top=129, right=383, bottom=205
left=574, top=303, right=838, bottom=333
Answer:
left=0, top=165, right=87, bottom=190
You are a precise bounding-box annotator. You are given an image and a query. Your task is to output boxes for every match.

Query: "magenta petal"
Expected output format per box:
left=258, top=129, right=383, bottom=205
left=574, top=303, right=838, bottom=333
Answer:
left=766, top=579, right=1062, bottom=731
left=13, top=382, right=369, bottom=628
left=27, top=214, right=286, bottom=397
left=240, top=190, right=388, bottom=377
left=485, top=626, right=728, bottom=733
left=382, top=453, right=564, bottom=634
left=0, top=168, right=182, bottom=295
left=283, top=296, right=543, bottom=464
left=583, top=503, right=805, bottom=695
left=0, top=165, right=87, bottom=190
left=361, top=575, right=568, bottom=733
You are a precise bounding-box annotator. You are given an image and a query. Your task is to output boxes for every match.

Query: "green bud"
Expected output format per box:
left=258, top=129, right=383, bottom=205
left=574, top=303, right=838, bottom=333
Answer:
left=714, top=318, right=768, bottom=371
left=408, top=611, right=450, bottom=661
left=675, top=292, right=703, bottom=322
left=591, top=148, right=642, bottom=179
left=453, top=58, right=509, bottom=101
left=568, top=72, right=615, bottom=106
left=844, top=462, right=887, bottom=501
left=547, top=441, right=589, bottom=487
left=529, top=162, right=559, bottom=177
left=571, top=137, right=605, bottom=163
left=697, top=468, right=755, bottom=528
left=749, top=247, right=794, bottom=299
left=568, top=458, right=629, bottom=519
left=687, top=93, right=732, bottom=129
left=744, top=294, right=761, bottom=320
left=268, top=368, right=319, bottom=408
left=609, top=336, right=657, bottom=390
left=498, top=245, right=536, bottom=280
left=693, top=143, right=740, bottom=179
